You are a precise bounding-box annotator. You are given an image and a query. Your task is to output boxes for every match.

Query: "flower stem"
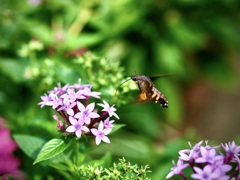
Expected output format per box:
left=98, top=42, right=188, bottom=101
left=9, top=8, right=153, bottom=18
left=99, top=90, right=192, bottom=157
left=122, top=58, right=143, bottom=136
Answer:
left=179, top=172, right=187, bottom=180
left=58, top=110, right=70, bottom=124
left=229, top=167, right=238, bottom=179
left=189, top=161, right=195, bottom=173
left=84, top=96, right=90, bottom=107
left=88, top=111, right=108, bottom=128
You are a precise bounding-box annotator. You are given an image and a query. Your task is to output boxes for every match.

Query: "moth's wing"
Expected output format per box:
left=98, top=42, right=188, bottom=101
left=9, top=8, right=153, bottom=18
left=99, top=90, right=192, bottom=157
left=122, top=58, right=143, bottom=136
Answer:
left=149, top=74, right=175, bottom=81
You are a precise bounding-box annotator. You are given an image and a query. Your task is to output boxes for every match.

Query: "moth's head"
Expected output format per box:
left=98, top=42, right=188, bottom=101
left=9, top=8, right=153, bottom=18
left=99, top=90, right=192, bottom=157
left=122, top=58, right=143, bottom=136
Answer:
left=131, top=75, right=150, bottom=83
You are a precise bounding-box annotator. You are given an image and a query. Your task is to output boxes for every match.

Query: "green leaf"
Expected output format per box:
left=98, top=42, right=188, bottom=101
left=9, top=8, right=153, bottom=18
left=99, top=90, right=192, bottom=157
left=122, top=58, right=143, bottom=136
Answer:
left=100, top=152, right=112, bottom=167
left=69, top=33, right=105, bottom=48
left=48, top=150, right=80, bottom=171
left=13, top=134, right=47, bottom=159
left=110, top=124, right=125, bottom=134
left=48, top=153, right=72, bottom=171
left=33, top=138, right=73, bottom=165
left=49, top=161, right=70, bottom=171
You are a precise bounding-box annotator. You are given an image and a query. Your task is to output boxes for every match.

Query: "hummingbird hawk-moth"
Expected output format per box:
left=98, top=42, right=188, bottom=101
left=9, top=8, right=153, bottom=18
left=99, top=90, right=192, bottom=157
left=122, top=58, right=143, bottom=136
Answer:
left=117, top=74, right=169, bottom=108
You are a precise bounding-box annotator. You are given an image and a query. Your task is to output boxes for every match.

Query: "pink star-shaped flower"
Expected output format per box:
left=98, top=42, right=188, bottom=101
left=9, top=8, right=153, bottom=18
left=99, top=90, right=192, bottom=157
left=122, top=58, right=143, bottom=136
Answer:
left=65, top=116, right=89, bottom=138
left=74, top=102, right=100, bottom=124
left=91, top=121, right=112, bottom=145
left=97, top=100, right=119, bottom=119
left=103, top=117, right=114, bottom=129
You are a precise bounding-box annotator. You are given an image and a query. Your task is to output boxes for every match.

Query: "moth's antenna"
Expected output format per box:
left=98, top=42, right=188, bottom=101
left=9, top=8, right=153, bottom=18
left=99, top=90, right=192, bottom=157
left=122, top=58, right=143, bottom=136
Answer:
left=114, top=78, right=132, bottom=96
left=133, top=65, right=137, bottom=75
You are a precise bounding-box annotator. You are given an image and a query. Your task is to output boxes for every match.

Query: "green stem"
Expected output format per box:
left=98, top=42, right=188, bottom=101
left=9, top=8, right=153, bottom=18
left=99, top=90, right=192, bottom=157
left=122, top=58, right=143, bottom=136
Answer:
left=74, top=140, right=79, bottom=165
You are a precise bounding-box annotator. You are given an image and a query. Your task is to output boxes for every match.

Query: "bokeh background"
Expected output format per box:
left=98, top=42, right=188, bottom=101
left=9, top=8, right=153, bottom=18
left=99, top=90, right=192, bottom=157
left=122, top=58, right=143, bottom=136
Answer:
left=1, top=0, right=240, bottom=179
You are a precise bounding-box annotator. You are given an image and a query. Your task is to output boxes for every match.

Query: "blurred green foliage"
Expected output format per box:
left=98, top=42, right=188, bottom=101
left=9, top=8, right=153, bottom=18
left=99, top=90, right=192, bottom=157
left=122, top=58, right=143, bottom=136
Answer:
left=0, top=0, right=239, bottom=179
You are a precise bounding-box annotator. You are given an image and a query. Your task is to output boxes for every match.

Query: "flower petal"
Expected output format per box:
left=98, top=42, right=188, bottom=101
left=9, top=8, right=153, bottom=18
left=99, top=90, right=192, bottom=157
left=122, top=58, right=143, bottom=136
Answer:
left=193, top=166, right=202, bottom=174
left=101, top=136, right=110, bottom=144
left=98, top=100, right=108, bottom=108
left=87, top=102, right=95, bottom=112
left=75, top=129, right=82, bottom=138
left=98, top=121, right=104, bottom=131
left=112, top=112, right=119, bottom=119
left=67, top=108, right=74, bottom=116
left=179, top=152, right=190, bottom=161
left=84, top=117, right=91, bottom=125
left=104, top=128, right=112, bottom=135
left=95, top=137, right=101, bottom=145
left=166, top=171, right=174, bottom=179
left=91, top=128, right=98, bottom=136
left=66, top=126, right=76, bottom=132
left=74, top=112, right=82, bottom=119
left=89, top=112, right=100, bottom=118
left=81, top=126, right=89, bottom=132
left=69, top=116, right=77, bottom=125
left=77, top=102, right=85, bottom=112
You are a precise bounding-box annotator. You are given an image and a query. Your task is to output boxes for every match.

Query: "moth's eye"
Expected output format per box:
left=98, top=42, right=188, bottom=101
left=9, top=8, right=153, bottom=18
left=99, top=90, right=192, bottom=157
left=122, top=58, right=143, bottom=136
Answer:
left=131, top=77, right=137, bottom=81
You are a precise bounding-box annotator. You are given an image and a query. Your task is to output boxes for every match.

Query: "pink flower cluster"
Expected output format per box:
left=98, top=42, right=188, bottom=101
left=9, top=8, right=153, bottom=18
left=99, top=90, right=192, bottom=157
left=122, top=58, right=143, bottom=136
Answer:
left=167, top=141, right=240, bottom=180
left=0, top=118, right=24, bottom=180
left=39, top=81, right=119, bottom=145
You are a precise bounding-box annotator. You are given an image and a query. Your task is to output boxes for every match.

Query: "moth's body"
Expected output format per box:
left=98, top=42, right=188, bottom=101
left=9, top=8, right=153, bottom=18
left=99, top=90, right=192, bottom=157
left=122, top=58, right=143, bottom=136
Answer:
left=131, top=74, right=168, bottom=108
